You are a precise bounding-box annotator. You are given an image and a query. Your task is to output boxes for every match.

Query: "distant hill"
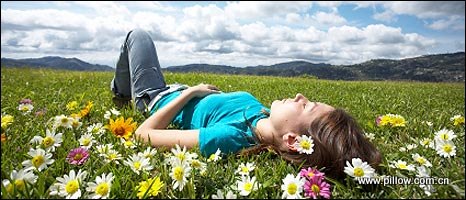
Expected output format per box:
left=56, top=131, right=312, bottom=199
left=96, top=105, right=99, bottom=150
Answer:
left=1, top=56, right=113, bottom=71
left=164, top=52, right=465, bottom=82
left=2, top=52, right=464, bottom=82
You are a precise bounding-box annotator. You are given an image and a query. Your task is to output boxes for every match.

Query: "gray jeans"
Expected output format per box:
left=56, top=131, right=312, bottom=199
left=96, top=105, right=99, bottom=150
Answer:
left=110, top=29, right=170, bottom=113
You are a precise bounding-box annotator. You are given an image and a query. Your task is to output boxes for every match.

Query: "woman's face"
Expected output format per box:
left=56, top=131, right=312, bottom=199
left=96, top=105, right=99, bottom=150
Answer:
left=270, top=93, right=334, bottom=134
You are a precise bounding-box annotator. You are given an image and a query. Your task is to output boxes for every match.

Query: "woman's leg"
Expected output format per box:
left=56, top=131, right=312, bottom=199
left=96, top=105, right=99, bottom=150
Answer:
left=110, top=29, right=169, bottom=113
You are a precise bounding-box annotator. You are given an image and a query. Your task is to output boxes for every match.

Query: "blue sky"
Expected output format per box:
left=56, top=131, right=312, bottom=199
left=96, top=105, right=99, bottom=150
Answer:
left=1, top=1, right=464, bottom=68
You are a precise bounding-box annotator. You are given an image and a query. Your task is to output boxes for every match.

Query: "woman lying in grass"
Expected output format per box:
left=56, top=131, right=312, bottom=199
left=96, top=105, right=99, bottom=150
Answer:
left=110, top=29, right=382, bottom=180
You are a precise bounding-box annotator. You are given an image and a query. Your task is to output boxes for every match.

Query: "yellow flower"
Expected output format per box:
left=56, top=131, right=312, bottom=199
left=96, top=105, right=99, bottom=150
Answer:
left=390, top=115, right=406, bottom=127
left=135, top=176, right=164, bottom=199
left=76, top=101, right=93, bottom=118
left=66, top=101, right=79, bottom=111
left=106, top=117, right=137, bottom=140
left=378, top=115, right=391, bottom=126
left=450, top=115, right=464, bottom=126
left=1, top=114, right=14, bottom=129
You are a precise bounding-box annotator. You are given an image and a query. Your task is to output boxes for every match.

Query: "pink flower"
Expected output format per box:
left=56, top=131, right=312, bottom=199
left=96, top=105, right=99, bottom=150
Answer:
left=35, top=108, right=47, bottom=117
left=300, top=167, right=325, bottom=181
left=375, top=115, right=382, bottom=126
left=19, top=98, right=33, bottom=105
left=304, top=177, right=331, bottom=199
left=66, top=147, right=90, bottom=165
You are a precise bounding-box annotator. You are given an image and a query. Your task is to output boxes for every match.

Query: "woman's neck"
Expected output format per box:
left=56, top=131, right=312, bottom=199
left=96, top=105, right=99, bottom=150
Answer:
left=255, top=118, right=275, bottom=145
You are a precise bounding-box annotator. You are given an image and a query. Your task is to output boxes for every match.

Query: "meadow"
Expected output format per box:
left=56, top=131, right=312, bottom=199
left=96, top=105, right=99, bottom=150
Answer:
left=1, top=67, right=464, bottom=199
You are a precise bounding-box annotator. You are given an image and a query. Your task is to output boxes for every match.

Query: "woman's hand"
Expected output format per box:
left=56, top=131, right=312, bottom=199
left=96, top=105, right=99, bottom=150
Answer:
left=184, top=83, right=221, bottom=98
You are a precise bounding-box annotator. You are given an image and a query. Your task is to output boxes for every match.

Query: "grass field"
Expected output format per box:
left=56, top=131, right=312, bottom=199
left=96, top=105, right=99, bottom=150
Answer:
left=1, top=67, right=464, bottom=199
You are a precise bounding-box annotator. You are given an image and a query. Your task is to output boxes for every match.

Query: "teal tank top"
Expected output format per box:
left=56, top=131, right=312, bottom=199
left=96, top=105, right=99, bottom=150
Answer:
left=150, top=91, right=269, bottom=157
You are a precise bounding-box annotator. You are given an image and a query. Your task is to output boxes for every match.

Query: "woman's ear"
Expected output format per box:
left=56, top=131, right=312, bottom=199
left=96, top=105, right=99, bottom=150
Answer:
left=282, top=132, right=299, bottom=152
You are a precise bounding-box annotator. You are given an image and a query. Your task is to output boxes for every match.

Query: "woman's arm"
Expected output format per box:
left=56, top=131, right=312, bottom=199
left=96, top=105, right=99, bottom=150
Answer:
left=135, top=83, right=220, bottom=149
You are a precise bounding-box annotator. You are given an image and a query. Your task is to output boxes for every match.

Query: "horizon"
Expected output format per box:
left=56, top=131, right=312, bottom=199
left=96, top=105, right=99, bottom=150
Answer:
left=2, top=50, right=464, bottom=69
left=1, top=1, right=465, bottom=68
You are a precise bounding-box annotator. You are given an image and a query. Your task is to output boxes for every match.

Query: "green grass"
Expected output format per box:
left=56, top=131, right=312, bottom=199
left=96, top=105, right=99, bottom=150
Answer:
left=1, top=67, right=464, bottom=199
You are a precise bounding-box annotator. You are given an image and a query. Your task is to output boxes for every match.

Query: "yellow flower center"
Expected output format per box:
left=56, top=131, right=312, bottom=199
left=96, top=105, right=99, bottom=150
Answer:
left=61, top=117, right=69, bottom=124
left=241, top=166, right=249, bottom=173
left=440, top=133, right=448, bottom=140
left=124, top=140, right=133, bottom=147
left=398, top=163, right=407, bottom=169
left=96, top=183, right=109, bottom=196
left=92, top=127, right=100, bottom=134
left=416, top=157, right=426, bottom=165
left=244, top=182, right=253, bottom=192
left=21, top=106, right=30, bottom=111
left=311, top=184, right=320, bottom=194
left=133, top=161, right=141, bottom=170
left=65, top=180, right=79, bottom=194
left=354, top=167, right=365, bottom=177
left=174, top=166, right=184, bottom=181
left=209, top=154, right=216, bottom=160
left=308, top=172, right=314, bottom=178
left=443, top=144, right=452, bottom=153
left=108, top=153, right=117, bottom=160
left=191, top=160, right=201, bottom=168
left=300, top=140, right=310, bottom=150
left=42, top=136, right=55, bottom=147
left=82, top=138, right=91, bottom=146
left=14, top=179, right=25, bottom=190
left=74, top=153, right=83, bottom=160
left=6, top=184, right=14, bottom=193
left=422, top=140, right=430, bottom=146
left=32, top=155, right=44, bottom=168
left=176, top=153, right=185, bottom=161
left=287, top=183, right=297, bottom=195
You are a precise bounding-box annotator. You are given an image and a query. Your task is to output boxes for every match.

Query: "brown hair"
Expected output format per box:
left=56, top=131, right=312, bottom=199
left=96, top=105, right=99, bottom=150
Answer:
left=242, top=108, right=382, bottom=180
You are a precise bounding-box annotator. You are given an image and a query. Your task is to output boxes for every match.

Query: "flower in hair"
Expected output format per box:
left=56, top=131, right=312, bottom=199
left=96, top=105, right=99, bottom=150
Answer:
left=294, top=135, right=314, bottom=155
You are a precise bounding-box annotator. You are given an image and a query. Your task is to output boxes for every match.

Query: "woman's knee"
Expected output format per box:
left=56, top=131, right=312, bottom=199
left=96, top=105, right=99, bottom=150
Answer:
left=127, top=28, right=151, bottom=41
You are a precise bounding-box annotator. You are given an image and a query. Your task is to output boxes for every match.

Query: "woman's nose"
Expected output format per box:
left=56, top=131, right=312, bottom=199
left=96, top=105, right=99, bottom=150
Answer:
left=294, top=93, right=303, bottom=101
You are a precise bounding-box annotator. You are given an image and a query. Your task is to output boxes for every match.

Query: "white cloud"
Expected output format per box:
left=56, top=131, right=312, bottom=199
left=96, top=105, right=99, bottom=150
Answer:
left=428, top=16, right=465, bottom=31
left=312, top=11, right=347, bottom=26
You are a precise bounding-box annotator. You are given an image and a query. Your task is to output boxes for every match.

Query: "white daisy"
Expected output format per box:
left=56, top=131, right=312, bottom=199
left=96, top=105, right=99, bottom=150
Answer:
left=79, top=133, right=95, bottom=149
left=235, top=162, right=256, bottom=177
left=434, top=128, right=456, bottom=142
left=281, top=173, right=305, bottom=199
left=294, top=135, right=314, bottom=155
left=123, top=154, right=153, bottom=175
left=435, top=140, right=456, bottom=158
left=103, top=149, right=123, bottom=165
left=406, top=144, right=418, bottom=151
left=104, top=108, right=120, bottom=119
left=389, top=160, right=416, bottom=171
left=2, top=168, right=38, bottom=194
left=419, top=138, right=435, bottom=149
left=212, top=189, right=237, bottom=199
left=364, top=132, right=375, bottom=141
left=18, top=104, right=34, bottom=114
left=86, top=172, right=114, bottom=199
left=22, top=148, right=55, bottom=172
left=169, top=160, right=192, bottom=191
left=236, top=175, right=260, bottom=196
left=87, top=123, right=105, bottom=135
left=416, top=166, right=436, bottom=196
left=137, top=147, right=158, bottom=160
left=49, top=169, right=88, bottom=199
left=53, top=115, right=74, bottom=129
left=70, top=115, right=83, bottom=129
left=189, top=159, right=207, bottom=173
left=169, top=144, right=196, bottom=165
left=412, top=153, right=432, bottom=167
left=343, top=158, right=376, bottom=179
left=96, top=144, right=115, bottom=156
left=30, top=129, right=63, bottom=152
left=120, top=138, right=136, bottom=149
left=207, top=148, right=222, bottom=162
